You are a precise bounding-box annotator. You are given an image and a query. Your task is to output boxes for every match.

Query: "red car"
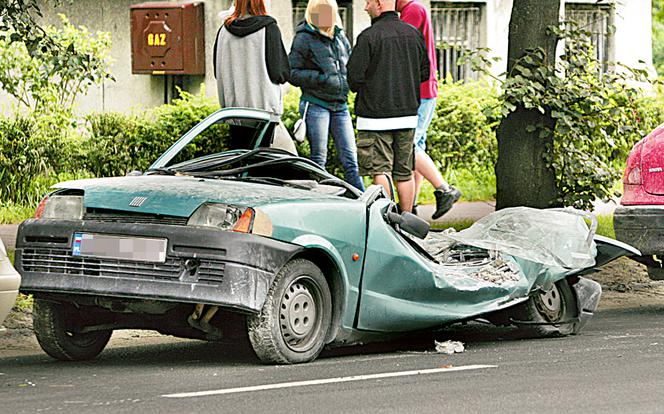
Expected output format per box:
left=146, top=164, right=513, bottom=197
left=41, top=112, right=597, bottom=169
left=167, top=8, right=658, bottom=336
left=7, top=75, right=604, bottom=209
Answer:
left=614, top=124, right=664, bottom=279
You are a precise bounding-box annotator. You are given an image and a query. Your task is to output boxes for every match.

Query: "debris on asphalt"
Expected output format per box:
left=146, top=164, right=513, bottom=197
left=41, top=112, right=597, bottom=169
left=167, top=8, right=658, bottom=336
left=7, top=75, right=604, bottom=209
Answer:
left=434, top=340, right=465, bottom=354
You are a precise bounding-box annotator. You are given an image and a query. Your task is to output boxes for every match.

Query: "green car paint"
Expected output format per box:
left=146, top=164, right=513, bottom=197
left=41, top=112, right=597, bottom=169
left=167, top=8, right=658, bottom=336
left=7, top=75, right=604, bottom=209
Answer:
left=54, top=176, right=344, bottom=218
left=33, top=107, right=630, bottom=345
left=355, top=198, right=579, bottom=332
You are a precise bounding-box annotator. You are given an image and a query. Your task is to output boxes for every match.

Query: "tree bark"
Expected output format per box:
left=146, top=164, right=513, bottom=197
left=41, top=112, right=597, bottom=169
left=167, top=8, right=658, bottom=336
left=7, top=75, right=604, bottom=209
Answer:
left=495, top=0, right=561, bottom=210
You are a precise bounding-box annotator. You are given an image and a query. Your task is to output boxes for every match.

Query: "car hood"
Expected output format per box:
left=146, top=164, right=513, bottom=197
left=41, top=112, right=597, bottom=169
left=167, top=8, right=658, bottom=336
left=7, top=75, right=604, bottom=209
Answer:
left=55, top=176, right=339, bottom=217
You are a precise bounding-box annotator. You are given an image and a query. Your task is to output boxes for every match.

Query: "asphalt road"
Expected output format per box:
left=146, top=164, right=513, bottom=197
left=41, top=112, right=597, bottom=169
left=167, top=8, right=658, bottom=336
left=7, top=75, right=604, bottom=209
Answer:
left=1, top=304, right=663, bottom=414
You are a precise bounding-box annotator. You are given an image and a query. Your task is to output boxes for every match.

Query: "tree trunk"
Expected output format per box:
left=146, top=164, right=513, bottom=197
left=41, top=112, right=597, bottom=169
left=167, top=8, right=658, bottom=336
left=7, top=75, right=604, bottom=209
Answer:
left=495, top=0, right=561, bottom=210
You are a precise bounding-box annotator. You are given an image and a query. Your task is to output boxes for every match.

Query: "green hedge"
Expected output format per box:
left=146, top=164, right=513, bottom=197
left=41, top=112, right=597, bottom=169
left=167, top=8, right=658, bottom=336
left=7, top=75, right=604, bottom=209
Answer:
left=83, top=90, right=227, bottom=177
left=0, top=117, right=79, bottom=205
left=1, top=81, right=661, bottom=207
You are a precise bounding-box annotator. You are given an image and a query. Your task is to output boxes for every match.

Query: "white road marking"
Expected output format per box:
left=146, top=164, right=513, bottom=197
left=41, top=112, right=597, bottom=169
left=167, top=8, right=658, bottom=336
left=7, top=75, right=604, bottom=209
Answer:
left=162, top=364, right=497, bottom=399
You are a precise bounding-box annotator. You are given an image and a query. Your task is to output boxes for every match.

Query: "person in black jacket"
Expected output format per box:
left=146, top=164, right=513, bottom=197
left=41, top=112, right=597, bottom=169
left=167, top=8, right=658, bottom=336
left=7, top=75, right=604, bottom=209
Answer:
left=347, top=0, right=429, bottom=212
left=288, top=0, right=364, bottom=191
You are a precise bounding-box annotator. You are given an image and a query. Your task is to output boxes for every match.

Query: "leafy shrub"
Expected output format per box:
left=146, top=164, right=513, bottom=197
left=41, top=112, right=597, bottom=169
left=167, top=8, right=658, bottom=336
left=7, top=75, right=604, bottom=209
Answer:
left=0, top=14, right=112, bottom=121
left=0, top=117, right=63, bottom=204
left=0, top=12, right=114, bottom=207
left=83, top=89, right=229, bottom=176
left=137, top=89, right=228, bottom=168
left=84, top=112, right=142, bottom=177
left=428, top=80, right=500, bottom=172
left=483, top=24, right=663, bottom=209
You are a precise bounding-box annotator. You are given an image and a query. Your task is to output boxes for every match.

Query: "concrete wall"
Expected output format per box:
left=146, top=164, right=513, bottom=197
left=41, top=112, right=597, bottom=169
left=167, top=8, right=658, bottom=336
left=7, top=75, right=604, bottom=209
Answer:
left=612, top=0, right=654, bottom=73
left=0, top=0, right=654, bottom=115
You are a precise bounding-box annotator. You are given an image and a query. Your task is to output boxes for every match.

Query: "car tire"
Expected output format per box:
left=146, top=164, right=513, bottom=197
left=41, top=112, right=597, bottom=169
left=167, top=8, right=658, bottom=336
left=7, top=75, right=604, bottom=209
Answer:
left=33, top=299, right=112, bottom=361
left=509, top=279, right=577, bottom=338
left=647, top=266, right=664, bottom=280
left=247, top=259, right=332, bottom=364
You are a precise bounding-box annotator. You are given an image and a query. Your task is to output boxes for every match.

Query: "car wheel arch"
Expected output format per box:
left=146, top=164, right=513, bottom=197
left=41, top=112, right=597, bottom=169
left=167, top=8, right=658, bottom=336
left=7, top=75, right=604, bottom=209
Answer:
left=288, top=247, right=345, bottom=344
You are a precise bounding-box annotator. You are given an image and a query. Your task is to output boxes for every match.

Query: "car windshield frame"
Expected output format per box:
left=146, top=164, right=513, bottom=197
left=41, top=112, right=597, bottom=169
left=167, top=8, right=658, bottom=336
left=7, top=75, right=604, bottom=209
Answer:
left=148, top=107, right=276, bottom=170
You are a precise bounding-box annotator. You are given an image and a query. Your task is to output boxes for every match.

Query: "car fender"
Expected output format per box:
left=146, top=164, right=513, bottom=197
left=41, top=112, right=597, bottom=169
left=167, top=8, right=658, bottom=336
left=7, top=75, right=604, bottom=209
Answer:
left=290, top=234, right=356, bottom=332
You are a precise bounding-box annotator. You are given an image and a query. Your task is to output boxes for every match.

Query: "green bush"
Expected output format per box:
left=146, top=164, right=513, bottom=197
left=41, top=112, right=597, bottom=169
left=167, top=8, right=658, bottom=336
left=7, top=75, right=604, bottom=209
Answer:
left=84, top=112, right=142, bottom=177
left=485, top=24, right=663, bottom=209
left=0, top=14, right=113, bottom=128
left=4, top=71, right=663, bottom=213
left=428, top=80, right=500, bottom=172
left=83, top=89, right=229, bottom=176
left=0, top=117, right=67, bottom=205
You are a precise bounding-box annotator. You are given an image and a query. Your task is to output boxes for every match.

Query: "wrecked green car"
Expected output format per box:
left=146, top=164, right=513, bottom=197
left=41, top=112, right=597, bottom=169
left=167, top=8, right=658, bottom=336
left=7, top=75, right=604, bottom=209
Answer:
left=15, top=108, right=637, bottom=364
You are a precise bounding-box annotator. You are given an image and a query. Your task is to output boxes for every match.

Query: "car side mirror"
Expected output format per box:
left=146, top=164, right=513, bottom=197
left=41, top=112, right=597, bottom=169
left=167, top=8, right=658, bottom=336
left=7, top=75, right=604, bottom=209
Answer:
left=385, top=211, right=430, bottom=239
left=126, top=170, right=142, bottom=176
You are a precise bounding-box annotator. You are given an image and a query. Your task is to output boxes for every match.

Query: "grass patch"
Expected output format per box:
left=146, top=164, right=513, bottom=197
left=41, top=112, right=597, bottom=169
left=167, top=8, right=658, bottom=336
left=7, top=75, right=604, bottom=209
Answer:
left=417, top=166, right=496, bottom=205
left=12, top=293, right=33, bottom=311
left=595, top=214, right=615, bottom=239
left=430, top=218, right=476, bottom=232
left=0, top=203, right=34, bottom=224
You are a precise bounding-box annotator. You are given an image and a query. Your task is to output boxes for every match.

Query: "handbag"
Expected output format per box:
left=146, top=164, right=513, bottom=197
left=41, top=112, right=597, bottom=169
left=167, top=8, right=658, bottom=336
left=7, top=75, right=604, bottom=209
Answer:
left=293, top=101, right=309, bottom=142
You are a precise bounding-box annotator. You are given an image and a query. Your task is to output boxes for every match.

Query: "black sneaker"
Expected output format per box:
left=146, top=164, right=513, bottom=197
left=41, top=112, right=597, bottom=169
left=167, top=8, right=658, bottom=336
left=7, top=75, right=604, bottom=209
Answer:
left=412, top=204, right=419, bottom=216
left=432, top=187, right=462, bottom=220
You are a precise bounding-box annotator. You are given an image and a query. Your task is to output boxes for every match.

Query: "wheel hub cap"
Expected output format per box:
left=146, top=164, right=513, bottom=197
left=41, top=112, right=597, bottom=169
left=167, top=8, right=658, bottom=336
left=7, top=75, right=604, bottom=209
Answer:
left=536, top=284, right=563, bottom=321
left=281, top=282, right=317, bottom=341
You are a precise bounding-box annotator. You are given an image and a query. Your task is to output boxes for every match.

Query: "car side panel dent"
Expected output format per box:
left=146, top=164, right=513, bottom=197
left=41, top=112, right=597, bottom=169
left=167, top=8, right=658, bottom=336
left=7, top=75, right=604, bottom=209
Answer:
left=290, top=234, right=359, bottom=334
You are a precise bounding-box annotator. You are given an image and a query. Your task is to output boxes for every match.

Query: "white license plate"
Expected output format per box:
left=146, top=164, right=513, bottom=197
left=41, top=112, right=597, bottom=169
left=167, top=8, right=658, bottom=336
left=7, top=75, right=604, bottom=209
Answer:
left=72, top=233, right=167, bottom=263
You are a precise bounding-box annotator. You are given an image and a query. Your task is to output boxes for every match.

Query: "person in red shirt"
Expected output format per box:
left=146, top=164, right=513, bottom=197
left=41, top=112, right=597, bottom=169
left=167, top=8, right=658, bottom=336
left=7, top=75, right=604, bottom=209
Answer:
left=397, top=0, right=461, bottom=219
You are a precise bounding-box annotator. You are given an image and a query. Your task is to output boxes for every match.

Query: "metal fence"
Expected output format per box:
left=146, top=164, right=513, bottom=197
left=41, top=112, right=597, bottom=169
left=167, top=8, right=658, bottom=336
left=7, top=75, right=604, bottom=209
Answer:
left=431, top=3, right=481, bottom=82
left=566, top=5, right=613, bottom=73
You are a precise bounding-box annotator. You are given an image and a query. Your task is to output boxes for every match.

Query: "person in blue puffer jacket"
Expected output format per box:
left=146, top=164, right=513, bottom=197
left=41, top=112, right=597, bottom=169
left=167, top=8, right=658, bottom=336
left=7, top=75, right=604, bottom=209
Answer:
left=288, top=0, right=364, bottom=191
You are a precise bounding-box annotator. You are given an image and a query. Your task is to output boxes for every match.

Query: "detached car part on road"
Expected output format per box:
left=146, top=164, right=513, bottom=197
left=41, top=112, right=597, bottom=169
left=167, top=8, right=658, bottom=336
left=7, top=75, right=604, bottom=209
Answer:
left=16, top=108, right=637, bottom=364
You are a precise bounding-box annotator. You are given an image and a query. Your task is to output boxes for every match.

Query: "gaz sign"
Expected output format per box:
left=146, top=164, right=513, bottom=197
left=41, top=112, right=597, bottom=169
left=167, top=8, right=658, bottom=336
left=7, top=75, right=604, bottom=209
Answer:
left=147, top=32, right=167, bottom=46
left=142, top=20, right=171, bottom=58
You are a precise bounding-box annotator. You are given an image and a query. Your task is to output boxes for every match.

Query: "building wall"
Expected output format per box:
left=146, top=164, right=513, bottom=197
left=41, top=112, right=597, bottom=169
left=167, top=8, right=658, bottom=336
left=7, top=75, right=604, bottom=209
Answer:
left=0, top=0, right=654, bottom=115
left=612, top=0, right=654, bottom=73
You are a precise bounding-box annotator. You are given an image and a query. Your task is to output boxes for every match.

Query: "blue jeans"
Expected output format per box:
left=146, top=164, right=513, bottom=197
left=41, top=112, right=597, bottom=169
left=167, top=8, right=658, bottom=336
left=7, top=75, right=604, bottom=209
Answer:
left=414, top=98, right=437, bottom=153
left=299, top=100, right=365, bottom=191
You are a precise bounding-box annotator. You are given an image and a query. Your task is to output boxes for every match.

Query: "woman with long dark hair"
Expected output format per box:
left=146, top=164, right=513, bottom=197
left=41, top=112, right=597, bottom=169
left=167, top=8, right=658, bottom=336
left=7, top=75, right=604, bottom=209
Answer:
left=214, top=0, right=294, bottom=151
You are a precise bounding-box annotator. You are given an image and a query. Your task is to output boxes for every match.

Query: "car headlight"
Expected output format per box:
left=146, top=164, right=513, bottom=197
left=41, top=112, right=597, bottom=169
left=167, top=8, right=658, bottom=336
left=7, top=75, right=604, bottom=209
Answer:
left=35, top=195, right=84, bottom=220
left=187, top=203, right=272, bottom=236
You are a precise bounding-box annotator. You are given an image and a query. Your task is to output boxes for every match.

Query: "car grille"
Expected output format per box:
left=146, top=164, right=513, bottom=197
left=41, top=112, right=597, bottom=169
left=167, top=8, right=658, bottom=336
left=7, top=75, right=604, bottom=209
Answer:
left=21, top=248, right=224, bottom=285
left=83, top=210, right=188, bottom=226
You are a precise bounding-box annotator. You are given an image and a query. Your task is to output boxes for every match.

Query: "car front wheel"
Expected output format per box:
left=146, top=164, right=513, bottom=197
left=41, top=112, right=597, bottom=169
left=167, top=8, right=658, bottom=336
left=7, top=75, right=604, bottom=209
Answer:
left=247, top=259, right=332, bottom=364
left=509, top=278, right=577, bottom=338
left=33, top=299, right=112, bottom=361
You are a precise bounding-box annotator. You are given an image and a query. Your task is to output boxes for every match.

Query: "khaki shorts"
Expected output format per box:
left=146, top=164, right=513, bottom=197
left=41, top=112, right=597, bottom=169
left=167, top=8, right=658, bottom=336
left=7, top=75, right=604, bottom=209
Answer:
left=357, top=129, right=415, bottom=181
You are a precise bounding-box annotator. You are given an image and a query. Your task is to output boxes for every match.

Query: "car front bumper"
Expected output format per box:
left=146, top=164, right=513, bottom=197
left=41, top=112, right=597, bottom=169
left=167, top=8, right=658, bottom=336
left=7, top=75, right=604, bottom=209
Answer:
left=15, top=219, right=300, bottom=313
left=613, top=205, right=664, bottom=256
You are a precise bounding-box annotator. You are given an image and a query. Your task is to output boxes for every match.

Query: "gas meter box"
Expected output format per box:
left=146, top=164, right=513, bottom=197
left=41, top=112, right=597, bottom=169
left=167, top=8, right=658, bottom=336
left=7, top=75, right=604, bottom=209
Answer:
left=130, top=1, right=205, bottom=75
